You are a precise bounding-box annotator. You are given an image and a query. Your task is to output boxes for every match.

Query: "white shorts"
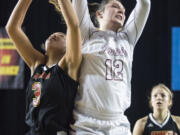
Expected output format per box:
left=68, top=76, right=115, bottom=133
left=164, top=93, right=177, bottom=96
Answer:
left=70, top=111, right=132, bottom=135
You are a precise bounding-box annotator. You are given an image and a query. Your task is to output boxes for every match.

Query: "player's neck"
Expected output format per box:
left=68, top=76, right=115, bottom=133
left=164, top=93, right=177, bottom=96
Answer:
left=99, top=23, right=122, bottom=32
left=152, top=110, right=169, bottom=124
left=45, top=53, right=63, bottom=68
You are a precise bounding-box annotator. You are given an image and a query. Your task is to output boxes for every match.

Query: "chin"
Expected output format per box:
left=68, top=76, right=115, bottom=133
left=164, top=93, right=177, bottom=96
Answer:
left=114, top=21, right=124, bottom=29
left=119, top=21, right=124, bottom=27
left=119, top=24, right=123, bottom=29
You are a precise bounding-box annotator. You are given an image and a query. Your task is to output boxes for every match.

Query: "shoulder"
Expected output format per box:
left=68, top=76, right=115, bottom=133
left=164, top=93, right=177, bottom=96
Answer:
left=136, top=116, right=148, bottom=126
left=30, top=63, right=45, bottom=77
left=171, top=115, right=180, bottom=129
left=133, top=116, right=148, bottom=135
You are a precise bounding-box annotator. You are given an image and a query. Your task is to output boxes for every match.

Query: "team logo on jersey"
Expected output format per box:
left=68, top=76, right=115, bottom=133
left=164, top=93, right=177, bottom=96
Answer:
left=32, top=82, right=41, bottom=107
left=33, top=72, right=50, bottom=80
left=147, top=123, right=154, bottom=128
left=98, top=45, right=128, bottom=57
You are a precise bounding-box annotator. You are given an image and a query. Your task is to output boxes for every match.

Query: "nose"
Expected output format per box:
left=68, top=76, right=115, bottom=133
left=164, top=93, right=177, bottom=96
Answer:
left=117, top=10, right=123, bottom=14
left=50, top=34, right=58, bottom=41
left=156, top=94, right=162, bottom=100
left=52, top=34, right=57, bottom=38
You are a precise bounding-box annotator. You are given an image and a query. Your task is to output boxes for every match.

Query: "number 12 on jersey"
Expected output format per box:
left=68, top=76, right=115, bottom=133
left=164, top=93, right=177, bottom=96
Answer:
left=105, top=59, right=123, bottom=81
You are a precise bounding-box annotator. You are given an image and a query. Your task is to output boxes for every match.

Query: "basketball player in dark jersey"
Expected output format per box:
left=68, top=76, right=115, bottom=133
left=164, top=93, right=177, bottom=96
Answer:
left=6, top=0, right=81, bottom=134
left=133, top=84, right=180, bottom=135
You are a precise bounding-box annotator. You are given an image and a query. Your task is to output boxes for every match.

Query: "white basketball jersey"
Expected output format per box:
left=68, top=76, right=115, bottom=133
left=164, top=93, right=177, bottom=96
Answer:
left=72, top=0, right=150, bottom=119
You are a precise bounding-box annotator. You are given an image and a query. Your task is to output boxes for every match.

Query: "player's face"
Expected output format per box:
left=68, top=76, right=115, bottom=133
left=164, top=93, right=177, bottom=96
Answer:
left=151, top=88, right=171, bottom=111
left=99, top=0, right=125, bottom=29
left=45, top=32, right=66, bottom=54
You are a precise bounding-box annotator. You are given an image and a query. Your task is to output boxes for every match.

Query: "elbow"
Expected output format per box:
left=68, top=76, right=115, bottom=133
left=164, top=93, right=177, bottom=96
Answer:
left=68, top=24, right=80, bottom=33
left=5, top=22, right=11, bottom=32
left=137, top=0, right=151, bottom=7
left=145, top=1, right=151, bottom=12
left=142, top=0, right=151, bottom=7
left=5, top=24, right=13, bottom=35
left=72, top=24, right=80, bottom=32
left=69, top=24, right=80, bottom=31
left=137, top=0, right=151, bottom=12
left=5, top=22, right=20, bottom=36
left=5, top=22, right=15, bottom=35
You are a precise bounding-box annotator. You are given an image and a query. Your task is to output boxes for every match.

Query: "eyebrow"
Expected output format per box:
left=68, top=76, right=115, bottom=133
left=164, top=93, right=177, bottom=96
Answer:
left=111, top=3, right=125, bottom=11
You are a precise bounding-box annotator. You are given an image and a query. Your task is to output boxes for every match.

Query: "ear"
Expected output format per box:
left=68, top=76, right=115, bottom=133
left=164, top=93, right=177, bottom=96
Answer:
left=149, top=100, right=153, bottom=110
left=169, top=100, right=172, bottom=107
left=96, top=10, right=103, bottom=19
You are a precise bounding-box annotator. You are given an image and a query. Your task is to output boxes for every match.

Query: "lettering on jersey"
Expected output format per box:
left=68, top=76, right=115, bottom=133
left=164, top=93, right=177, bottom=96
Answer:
left=151, top=130, right=178, bottom=135
left=33, top=72, right=50, bottom=80
left=147, top=123, right=154, bottom=127
left=99, top=45, right=128, bottom=57
left=105, top=59, right=123, bottom=81
left=32, top=82, right=41, bottom=107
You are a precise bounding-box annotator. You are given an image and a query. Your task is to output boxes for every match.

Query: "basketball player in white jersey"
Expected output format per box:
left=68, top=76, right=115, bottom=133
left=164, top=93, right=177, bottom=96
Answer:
left=71, top=0, right=151, bottom=134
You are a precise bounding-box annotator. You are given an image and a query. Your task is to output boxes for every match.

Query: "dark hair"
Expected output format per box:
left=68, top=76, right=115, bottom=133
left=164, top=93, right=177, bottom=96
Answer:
left=93, top=0, right=109, bottom=27
left=97, top=0, right=123, bottom=11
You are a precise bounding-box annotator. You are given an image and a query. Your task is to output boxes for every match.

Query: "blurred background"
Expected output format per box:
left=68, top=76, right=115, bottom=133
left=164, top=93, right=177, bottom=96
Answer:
left=0, top=0, right=180, bottom=135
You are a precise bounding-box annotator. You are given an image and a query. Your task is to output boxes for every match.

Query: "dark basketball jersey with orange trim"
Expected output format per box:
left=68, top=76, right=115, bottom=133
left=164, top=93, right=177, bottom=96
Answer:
left=143, top=113, right=180, bottom=135
left=25, top=64, right=79, bottom=135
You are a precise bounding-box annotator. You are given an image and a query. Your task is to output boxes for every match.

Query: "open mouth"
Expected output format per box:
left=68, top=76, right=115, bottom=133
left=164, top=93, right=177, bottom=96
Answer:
left=115, top=15, right=122, bottom=20
left=157, top=102, right=162, bottom=105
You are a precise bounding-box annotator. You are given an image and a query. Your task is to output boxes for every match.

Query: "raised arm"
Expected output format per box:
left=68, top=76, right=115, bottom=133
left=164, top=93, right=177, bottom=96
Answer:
left=72, top=0, right=94, bottom=43
left=58, top=0, right=82, bottom=80
left=5, top=0, right=44, bottom=72
left=123, top=0, right=151, bottom=46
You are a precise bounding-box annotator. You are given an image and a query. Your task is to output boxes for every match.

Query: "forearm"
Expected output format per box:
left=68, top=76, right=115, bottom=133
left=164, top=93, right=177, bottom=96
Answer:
left=5, top=0, right=45, bottom=70
left=6, top=0, right=32, bottom=32
left=135, top=0, right=151, bottom=40
left=72, top=0, right=94, bottom=42
left=59, top=0, right=82, bottom=70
